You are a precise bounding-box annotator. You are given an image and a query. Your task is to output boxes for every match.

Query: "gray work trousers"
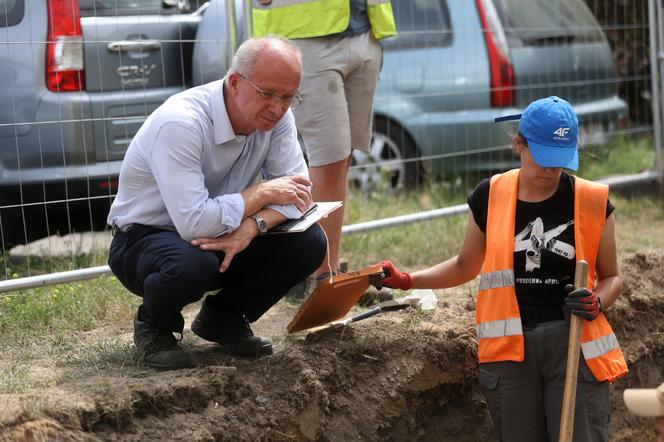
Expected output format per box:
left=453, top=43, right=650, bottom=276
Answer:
left=478, top=320, right=610, bottom=442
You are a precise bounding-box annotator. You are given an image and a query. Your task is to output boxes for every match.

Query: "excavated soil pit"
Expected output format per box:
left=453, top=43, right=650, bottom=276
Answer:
left=0, top=250, right=663, bottom=441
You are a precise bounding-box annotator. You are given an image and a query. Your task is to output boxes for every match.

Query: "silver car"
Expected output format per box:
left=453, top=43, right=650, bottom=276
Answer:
left=0, top=0, right=212, bottom=245
left=351, top=0, right=627, bottom=189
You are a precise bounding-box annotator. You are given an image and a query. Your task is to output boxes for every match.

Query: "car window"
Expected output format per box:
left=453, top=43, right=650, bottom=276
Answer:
left=79, top=0, right=207, bottom=17
left=383, top=0, right=452, bottom=50
left=0, top=0, right=24, bottom=27
left=493, top=0, right=605, bottom=46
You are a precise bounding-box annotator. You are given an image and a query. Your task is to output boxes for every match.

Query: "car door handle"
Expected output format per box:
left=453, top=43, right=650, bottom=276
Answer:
left=107, top=40, right=162, bottom=52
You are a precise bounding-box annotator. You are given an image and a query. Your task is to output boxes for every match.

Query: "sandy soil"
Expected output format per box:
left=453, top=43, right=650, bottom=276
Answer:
left=0, top=250, right=662, bottom=441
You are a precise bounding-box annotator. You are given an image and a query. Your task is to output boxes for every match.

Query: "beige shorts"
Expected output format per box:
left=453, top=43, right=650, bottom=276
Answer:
left=292, top=31, right=383, bottom=167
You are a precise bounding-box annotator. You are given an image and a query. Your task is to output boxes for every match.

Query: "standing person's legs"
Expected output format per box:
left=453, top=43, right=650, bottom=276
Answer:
left=294, top=32, right=382, bottom=276
left=294, top=36, right=352, bottom=275
left=345, top=31, right=383, bottom=162
left=540, top=320, right=610, bottom=442
left=308, top=157, right=350, bottom=274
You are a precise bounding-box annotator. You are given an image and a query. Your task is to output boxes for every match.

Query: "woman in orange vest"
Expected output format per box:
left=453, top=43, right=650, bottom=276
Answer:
left=381, top=96, right=627, bottom=442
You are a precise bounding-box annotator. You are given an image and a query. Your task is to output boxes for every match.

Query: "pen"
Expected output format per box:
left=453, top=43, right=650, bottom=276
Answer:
left=300, top=203, right=318, bottom=220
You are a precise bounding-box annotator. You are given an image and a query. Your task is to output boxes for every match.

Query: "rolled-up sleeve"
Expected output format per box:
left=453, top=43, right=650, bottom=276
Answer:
left=262, top=111, right=309, bottom=220
left=211, top=192, right=245, bottom=232
left=149, top=123, right=245, bottom=241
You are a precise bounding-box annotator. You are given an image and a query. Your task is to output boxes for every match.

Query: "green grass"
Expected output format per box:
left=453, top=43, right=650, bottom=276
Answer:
left=61, top=338, right=141, bottom=375
left=0, top=277, right=136, bottom=343
left=578, top=134, right=655, bottom=180
left=0, top=276, right=139, bottom=393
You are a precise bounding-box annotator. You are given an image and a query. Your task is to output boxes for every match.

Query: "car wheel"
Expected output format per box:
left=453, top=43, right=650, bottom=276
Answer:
left=349, top=118, right=422, bottom=192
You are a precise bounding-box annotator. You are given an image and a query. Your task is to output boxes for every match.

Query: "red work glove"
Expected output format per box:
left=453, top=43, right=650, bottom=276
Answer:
left=564, top=284, right=602, bottom=321
left=380, top=260, right=413, bottom=290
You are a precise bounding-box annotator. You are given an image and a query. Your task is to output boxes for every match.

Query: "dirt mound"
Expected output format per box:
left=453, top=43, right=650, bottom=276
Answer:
left=1, top=251, right=663, bottom=441
left=605, top=250, right=664, bottom=442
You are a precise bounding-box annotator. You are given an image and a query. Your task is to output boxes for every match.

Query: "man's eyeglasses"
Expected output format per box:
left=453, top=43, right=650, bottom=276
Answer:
left=237, top=73, right=303, bottom=109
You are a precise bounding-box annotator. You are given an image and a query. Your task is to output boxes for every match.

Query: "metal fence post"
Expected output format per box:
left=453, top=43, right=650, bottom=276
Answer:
left=649, top=0, right=664, bottom=203
left=225, top=0, right=238, bottom=64
left=244, top=0, right=254, bottom=38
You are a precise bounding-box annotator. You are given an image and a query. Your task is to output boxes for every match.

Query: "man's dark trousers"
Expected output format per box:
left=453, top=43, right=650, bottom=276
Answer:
left=109, top=223, right=327, bottom=332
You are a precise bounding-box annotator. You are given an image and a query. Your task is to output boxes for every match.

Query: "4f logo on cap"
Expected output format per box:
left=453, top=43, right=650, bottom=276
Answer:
left=553, top=127, right=570, bottom=137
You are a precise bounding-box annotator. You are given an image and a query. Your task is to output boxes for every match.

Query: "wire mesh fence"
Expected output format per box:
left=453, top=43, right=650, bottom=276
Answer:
left=0, top=0, right=659, bottom=287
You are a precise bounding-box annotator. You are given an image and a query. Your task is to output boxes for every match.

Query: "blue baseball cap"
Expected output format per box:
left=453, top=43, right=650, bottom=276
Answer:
left=494, top=96, right=579, bottom=171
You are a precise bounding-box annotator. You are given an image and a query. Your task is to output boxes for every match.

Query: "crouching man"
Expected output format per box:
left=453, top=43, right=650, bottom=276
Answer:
left=107, top=36, right=326, bottom=370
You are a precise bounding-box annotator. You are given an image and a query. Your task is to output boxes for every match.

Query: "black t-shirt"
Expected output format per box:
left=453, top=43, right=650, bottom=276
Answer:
left=467, top=172, right=615, bottom=308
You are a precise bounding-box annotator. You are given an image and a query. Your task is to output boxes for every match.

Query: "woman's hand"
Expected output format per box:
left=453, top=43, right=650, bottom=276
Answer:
left=380, top=260, right=413, bottom=290
left=564, top=284, right=602, bottom=321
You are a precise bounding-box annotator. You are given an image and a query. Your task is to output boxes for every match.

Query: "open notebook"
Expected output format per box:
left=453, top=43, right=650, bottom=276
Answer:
left=268, top=201, right=342, bottom=234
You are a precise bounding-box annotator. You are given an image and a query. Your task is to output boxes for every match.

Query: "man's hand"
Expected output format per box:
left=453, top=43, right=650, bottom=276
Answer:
left=252, top=176, right=313, bottom=213
left=192, top=221, right=257, bottom=272
left=564, top=284, right=602, bottom=321
left=380, top=260, right=413, bottom=290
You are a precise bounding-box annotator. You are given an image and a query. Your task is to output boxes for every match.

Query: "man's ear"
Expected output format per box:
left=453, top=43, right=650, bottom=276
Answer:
left=227, top=73, right=240, bottom=94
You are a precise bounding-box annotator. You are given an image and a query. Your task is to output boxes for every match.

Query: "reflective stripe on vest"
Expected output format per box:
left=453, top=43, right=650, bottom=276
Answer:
left=476, top=318, right=522, bottom=340
left=252, top=0, right=396, bottom=40
left=476, top=169, right=628, bottom=383
left=479, top=269, right=514, bottom=290
left=581, top=332, right=621, bottom=360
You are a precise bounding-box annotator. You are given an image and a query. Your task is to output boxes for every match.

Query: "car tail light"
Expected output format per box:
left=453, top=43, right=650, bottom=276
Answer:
left=46, top=0, right=85, bottom=91
left=98, top=179, right=118, bottom=190
left=475, top=0, right=514, bottom=107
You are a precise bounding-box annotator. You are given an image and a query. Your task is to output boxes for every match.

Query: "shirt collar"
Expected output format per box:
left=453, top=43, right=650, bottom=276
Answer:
left=212, top=78, right=245, bottom=145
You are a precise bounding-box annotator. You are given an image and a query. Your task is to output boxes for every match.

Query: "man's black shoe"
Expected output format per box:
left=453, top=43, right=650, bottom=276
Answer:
left=191, top=297, right=273, bottom=356
left=133, top=312, right=195, bottom=370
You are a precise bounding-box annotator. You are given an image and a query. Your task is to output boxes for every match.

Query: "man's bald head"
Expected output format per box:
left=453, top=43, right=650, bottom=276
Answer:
left=229, top=36, right=302, bottom=79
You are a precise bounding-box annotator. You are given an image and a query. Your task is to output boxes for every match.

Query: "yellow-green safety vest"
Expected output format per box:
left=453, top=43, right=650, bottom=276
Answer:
left=252, top=0, right=397, bottom=41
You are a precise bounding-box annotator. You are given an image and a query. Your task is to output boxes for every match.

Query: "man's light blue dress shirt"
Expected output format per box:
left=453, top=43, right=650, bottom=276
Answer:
left=107, top=79, right=308, bottom=242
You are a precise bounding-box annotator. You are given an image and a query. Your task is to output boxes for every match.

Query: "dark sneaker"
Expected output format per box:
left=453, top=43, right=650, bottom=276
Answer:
left=191, top=297, right=273, bottom=356
left=133, top=312, right=194, bottom=370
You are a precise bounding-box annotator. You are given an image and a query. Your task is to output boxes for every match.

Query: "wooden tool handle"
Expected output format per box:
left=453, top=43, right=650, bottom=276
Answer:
left=559, top=260, right=589, bottom=442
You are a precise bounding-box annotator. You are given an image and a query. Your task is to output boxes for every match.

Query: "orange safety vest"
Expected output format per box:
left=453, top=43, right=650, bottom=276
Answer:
left=476, top=169, right=628, bottom=383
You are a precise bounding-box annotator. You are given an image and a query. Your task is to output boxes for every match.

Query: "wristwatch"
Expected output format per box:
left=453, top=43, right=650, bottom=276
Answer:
left=250, top=214, right=268, bottom=235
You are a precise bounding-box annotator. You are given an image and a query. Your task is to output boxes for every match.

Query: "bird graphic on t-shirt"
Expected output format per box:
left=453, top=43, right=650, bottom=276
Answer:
left=514, top=218, right=575, bottom=272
